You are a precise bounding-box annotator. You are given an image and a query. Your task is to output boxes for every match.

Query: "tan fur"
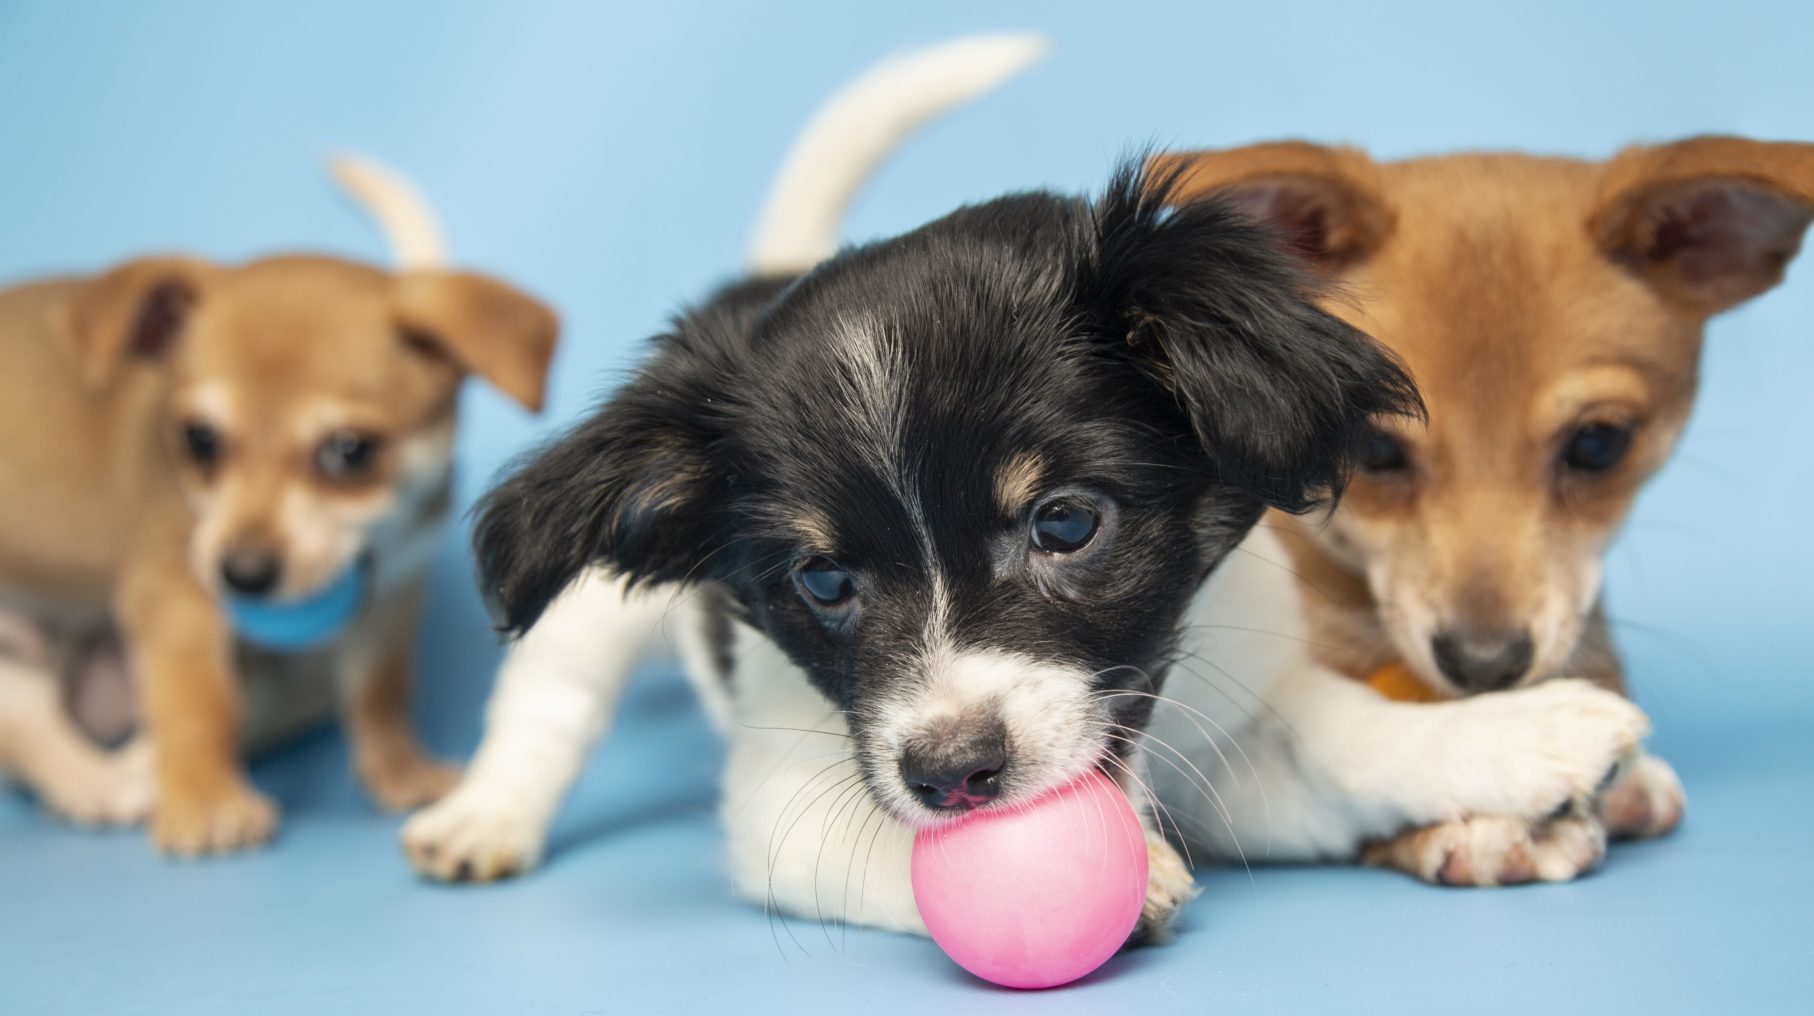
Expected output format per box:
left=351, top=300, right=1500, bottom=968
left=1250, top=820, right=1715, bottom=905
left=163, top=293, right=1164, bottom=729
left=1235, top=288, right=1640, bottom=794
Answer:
left=340, top=579, right=458, bottom=811
left=0, top=251, right=556, bottom=855
left=993, top=450, right=1046, bottom=515
left=1160, top=136, right=1813, bottom=881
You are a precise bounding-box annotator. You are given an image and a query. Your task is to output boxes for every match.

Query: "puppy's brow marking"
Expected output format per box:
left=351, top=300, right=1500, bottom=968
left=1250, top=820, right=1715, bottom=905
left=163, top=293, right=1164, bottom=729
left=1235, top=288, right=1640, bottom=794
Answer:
left=994, top=451, right=1046, bottom=515
left=184, top=383, right=234, bottom=426
left=786, top=507, right=838, bottom=555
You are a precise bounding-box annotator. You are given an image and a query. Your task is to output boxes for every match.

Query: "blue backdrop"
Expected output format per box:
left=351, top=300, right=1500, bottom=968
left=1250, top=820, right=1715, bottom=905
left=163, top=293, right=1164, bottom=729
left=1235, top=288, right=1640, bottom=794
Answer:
left=1, top=2, right=1809, bottom=1014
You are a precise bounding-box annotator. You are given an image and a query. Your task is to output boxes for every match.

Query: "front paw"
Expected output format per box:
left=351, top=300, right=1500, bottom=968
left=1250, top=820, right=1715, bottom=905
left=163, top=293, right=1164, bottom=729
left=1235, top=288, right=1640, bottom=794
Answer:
left=359, top=752, right=461, bottom=812
left=400, top=782, right=550, bottom=883
left=1133, top=832, right=1198, bottom=943
left=1364, top=809, right=1607, bottom=887
left=42, top=740, right=154, bottom=828
left=152, top=779, right=277, bottom=857
left=1598, top=753, right=1685, bottom=840
left=1453, top=677, right=1648, bottom=822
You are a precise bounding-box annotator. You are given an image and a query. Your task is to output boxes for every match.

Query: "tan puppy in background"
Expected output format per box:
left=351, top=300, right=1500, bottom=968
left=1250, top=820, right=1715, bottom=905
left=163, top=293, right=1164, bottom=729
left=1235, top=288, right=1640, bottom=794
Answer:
left=1153, top=137, right=1813, bottom=884
left=0, top=158, right=558, bottom=855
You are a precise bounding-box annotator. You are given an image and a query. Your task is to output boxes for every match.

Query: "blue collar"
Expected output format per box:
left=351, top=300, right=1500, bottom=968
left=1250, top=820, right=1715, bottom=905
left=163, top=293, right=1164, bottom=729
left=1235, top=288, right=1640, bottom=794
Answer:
left=224, top=556, right=371, bottom=652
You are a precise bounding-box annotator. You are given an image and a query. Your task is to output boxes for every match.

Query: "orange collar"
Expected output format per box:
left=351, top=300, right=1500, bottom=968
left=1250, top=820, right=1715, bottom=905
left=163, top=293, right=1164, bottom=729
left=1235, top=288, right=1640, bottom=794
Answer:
left=1364, top=662, right=1451, bottom=704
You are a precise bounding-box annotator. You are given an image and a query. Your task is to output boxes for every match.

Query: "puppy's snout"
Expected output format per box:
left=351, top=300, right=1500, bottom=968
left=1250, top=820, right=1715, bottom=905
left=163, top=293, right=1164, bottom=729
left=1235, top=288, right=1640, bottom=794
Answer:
left=899, top=720, right=1008, bottom=812
left=1431, top=626, right=1533, bottom=692
left=220, top=547, right=283, bottom=598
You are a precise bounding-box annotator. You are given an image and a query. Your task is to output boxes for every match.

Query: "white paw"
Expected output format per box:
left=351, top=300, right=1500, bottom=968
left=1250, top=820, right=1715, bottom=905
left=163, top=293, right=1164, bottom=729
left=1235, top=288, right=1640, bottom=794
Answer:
left=1137, top=831, right=1198, bottom=941
left=1445, top=678, right=1648, bottom=822
left=41, top=770, right=149, bottom=827
left=39, top=740, right=154, bottom=828
left=1366, top=810, right=1607, bottom=886
left=1598, top=753, right=1685, bottom=840
left=400, top=782, right=552, bottom=882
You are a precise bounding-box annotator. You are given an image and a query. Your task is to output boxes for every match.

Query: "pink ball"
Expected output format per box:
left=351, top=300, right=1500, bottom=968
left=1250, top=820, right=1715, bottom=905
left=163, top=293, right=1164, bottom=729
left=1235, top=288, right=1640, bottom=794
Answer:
left=911, top=769, right=1149, bottom=989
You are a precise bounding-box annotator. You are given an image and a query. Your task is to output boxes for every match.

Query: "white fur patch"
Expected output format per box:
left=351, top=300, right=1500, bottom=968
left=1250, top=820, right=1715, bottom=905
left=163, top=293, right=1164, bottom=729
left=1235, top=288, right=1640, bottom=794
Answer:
left=1147, top=528, right=1650, bottom=865
left=863, top=638, right=1103, bottom=825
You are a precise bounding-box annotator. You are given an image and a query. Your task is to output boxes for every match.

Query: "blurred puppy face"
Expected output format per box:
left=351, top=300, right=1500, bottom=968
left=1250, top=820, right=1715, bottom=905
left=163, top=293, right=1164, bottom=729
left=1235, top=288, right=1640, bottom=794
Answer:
left=472, top=163, right=1419, bottom=824
left=1156, top=138, right=1814, bottom=695
left=165, top=262, right=459, bottom=599
left=66, top=255, right=558, bottom=602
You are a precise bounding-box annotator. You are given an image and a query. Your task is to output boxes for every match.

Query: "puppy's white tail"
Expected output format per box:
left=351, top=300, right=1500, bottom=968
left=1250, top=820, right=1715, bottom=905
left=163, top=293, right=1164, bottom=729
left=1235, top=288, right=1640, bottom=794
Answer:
left=328, top=153, right=449, bottom=269
left=746, top=32, right=1050, bottom=276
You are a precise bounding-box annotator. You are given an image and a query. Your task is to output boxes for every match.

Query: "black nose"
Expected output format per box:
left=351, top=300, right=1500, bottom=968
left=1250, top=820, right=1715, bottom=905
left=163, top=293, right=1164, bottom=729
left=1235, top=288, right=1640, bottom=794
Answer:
left=221, top=550, right=283, bottom=597
left=900, top=728, right=1008, bottom=811
left=1431, top=627, right=1534, bottom=692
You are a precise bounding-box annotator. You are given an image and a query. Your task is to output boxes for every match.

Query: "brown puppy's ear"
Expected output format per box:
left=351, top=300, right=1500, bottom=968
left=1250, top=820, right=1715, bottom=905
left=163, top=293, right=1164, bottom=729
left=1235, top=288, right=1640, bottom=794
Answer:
left=1149, top=143, right=1392, bottom=266
left=392, top=270, right=560, bottom=412
left=1591, top=137, right=1814, bottom=317
left=63, top=256, right=213, bottom=389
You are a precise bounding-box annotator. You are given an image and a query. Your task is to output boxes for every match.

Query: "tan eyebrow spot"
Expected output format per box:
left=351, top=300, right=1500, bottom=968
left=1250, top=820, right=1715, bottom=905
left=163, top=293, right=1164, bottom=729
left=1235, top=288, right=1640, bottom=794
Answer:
left=1537, top=365, right=1653, bottom=433
left=787, top=507, right=838, bottom=555
left=178, top=383, right=234, bottom=425
left=994, top=451, right=1046, bottom=515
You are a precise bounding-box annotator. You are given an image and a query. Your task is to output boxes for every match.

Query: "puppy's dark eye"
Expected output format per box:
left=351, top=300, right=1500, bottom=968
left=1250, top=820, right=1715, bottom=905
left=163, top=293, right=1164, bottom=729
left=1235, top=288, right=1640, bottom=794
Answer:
left=795, top=556, right=855, bottom=606
left=316, top=431, right=383, bottom=482
left=1358, top=428, right=1409, bottom=474
left=1560, top=422, right=1632, bottom=474
left=1030, top=499, right=1100, bottom=553
left=182, top=420, right=222, bottom=471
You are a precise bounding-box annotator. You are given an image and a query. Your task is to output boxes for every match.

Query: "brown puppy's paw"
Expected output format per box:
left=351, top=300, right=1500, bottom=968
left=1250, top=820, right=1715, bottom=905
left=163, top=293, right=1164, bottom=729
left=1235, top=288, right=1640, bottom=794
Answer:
left=1132, top=831, right=1198, bottom=943
left=152, top=782, right=278, bottom=857
left=1364, top=810, right=1607, bottom=887
left=360, top=754, right=461, bottom=812
left=1598, top=753, right=1685, bottom=840
left=1459, top=678, right=1648, bottom=822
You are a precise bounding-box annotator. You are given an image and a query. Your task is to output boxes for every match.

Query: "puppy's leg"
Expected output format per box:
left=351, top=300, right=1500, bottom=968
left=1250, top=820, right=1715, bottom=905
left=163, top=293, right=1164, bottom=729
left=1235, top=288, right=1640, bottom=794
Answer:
left=339, top=581, right=457, bottom=811
left=1360, top=806, right=1608, bottom=886
left=1597, top=751, right=1685, bottom=840
left=1113, top=768, right=1198, bottom=942
left=0, top=655, right=151, bottom=826
left=401, top=570, right=671, bottom=881
left=1157, top=666, right=1648, bottom=866
left=118, top=558, right=273, bottom=855
left=1364, top=748, right=1683, bottom=886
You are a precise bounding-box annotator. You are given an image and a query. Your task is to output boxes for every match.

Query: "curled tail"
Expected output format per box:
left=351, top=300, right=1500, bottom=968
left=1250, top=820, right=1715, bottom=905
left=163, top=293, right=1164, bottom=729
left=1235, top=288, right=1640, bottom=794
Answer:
left=746, top=32, right=1050, bottom=276
left=328, top=152, right=449, bottom=269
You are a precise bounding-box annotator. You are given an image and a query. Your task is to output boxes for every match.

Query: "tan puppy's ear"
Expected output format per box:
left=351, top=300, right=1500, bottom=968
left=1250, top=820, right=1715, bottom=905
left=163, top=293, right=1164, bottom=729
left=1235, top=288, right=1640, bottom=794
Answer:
left=392, top=270, right=560, bottom=412
left=1149, top=143, right=1392, bottom=267
left=63, top=256, right=214, bottom=389
left=1591, top=136, right=1814, bottom=317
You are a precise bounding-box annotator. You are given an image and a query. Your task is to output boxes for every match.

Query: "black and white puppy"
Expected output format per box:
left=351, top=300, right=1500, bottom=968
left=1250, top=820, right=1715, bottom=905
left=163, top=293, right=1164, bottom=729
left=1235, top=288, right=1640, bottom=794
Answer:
left=401, top=36, right=1416, bottom=939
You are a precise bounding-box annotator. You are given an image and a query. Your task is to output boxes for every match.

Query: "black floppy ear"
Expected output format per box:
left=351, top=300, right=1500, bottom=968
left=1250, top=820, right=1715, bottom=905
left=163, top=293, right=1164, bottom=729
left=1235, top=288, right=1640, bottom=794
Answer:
left=1089, top=157, right=1422, bottom=511
left=472, top=332, right=737, bottom=636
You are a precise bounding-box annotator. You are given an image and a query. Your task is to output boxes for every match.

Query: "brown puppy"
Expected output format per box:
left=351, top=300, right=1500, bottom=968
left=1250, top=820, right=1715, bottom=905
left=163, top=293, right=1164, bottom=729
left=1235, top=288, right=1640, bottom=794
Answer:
left=0, top=158, right=557, bottom=855
left=1153, top=137, right=1813, bottom=884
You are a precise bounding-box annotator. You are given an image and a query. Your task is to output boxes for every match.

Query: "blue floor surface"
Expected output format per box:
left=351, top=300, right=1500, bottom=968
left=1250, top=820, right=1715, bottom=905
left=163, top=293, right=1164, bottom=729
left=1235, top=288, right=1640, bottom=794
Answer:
left=4, top=634, right=1811, bottom=1015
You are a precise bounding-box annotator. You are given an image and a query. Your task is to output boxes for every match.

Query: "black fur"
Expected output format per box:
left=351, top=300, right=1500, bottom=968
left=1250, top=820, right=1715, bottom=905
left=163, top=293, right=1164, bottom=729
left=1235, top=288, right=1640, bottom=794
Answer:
left=473, top=158, right=1420, bottom=789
